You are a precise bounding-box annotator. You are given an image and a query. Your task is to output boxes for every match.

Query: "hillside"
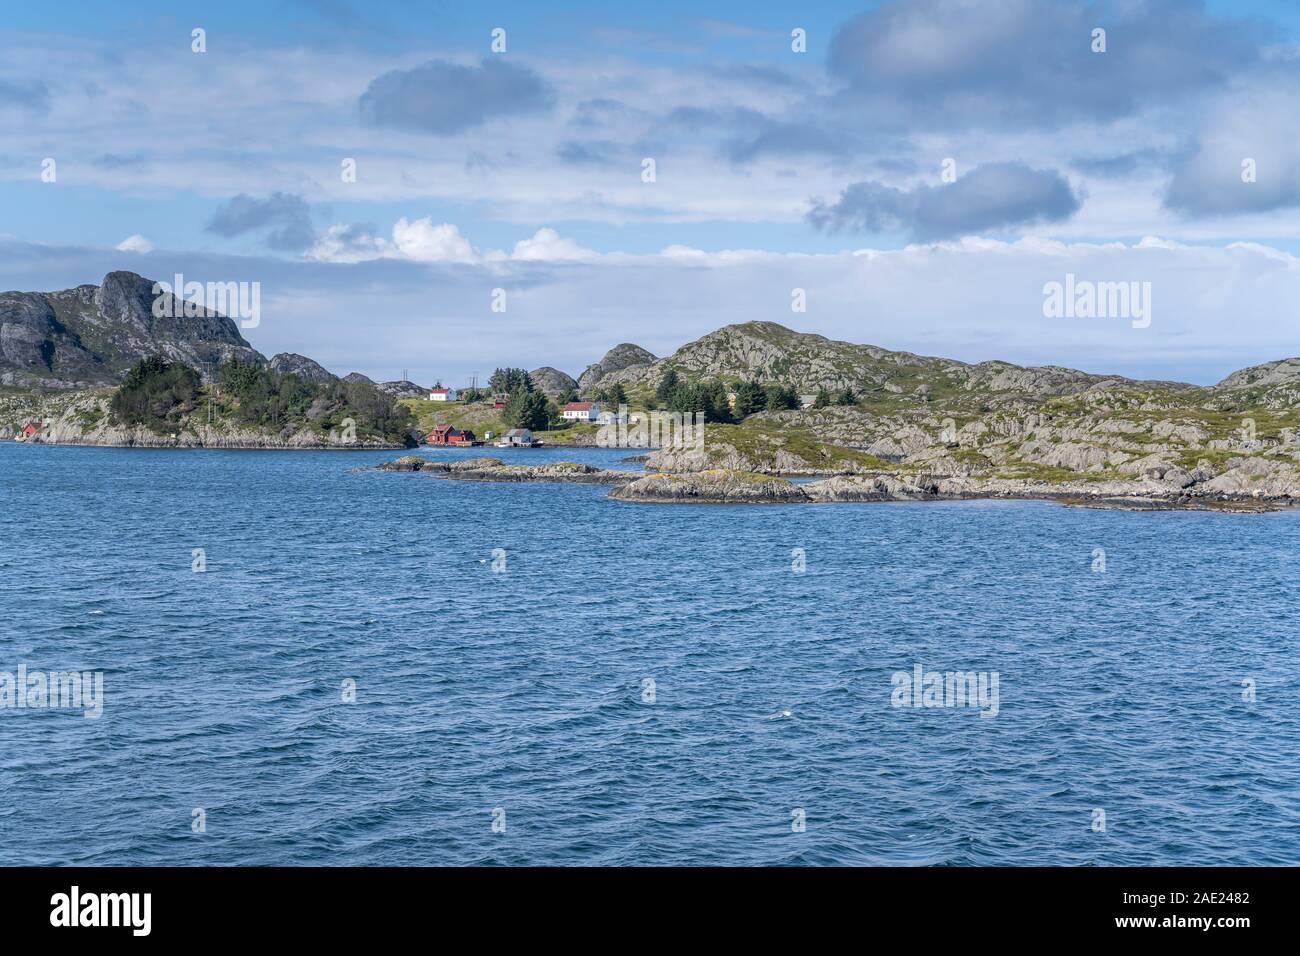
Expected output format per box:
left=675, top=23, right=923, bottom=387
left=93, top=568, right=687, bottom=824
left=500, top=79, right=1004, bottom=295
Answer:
left=576, top=321, right=1300, bottom=501
left=0, top=271, right=265, bottom=388
left=579, top=320, right=1199, bottom=402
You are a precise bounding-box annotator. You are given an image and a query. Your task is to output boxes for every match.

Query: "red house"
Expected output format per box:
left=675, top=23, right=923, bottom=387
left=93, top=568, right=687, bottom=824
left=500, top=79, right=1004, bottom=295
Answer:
left=20, top=421, right=41, bottom=438
left=425, top=424, right=477, bottom=446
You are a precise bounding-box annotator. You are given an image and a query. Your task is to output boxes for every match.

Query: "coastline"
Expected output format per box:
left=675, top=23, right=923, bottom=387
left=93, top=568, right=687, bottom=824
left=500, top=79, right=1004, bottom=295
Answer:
left=372, top=454, right=1297, bottom=512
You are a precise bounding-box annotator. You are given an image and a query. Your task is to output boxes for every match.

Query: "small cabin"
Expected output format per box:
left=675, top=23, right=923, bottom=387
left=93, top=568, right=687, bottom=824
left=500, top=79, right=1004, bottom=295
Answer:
left=562, top=401, right=600, bottom=422
left=428, top=387, right=457, bottom=402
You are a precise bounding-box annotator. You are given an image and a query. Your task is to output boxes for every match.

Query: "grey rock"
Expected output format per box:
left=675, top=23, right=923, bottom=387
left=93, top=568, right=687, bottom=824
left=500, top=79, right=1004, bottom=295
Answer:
left=611, top=469, right=809, bottom=503
left=377, top=380, right=427, bottom=398
left=529, top=366, right=578, bottom=398
left=0, top=271, right=264, bottom=388
left=577, top=343, right=656, bottom=393
left=269, top=352, right=336, bottom=382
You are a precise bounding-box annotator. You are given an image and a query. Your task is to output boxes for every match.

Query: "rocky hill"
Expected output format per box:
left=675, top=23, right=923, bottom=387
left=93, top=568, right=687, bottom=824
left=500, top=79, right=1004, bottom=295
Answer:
left=269, top=352, right=335, bottom=382
left=580, top=320, right=1196, bottom=402
left=378, top=379, right=427, bottom=399
left=577, top=343, right=656, bottom=392
left=0, top=271, right=265, bottom=388
left=530, top=366, right=578, bottom=398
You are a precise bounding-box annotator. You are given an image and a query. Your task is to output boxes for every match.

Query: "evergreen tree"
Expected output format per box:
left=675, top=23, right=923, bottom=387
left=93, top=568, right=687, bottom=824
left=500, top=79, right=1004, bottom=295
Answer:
left=732, top=380, right=766, bottom=419
left=764, top=384, right=799, bottom=411
left=655, top=368, right=680, bottom=403
left=489, top=368, right=534, bottom=396
left=504, top=390, right=550, bottom=430
left=814, top=387, right=831, bottom=409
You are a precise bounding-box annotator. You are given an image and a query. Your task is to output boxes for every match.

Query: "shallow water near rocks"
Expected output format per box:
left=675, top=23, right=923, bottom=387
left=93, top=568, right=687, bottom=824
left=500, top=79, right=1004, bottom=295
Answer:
left=2, top=442, right=1297, bottom=865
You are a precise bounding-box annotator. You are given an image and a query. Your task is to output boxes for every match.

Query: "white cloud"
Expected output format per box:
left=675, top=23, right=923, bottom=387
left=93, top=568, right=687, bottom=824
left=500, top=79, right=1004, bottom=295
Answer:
left=308, top=220, right=594, bottom=264
left=304, top=224, right=393, bottom=264
left=390, top=218, right=477, bottom=263
left=114, top=234, right=153, bottom=253
left=510, top=227, right=596, bottom=261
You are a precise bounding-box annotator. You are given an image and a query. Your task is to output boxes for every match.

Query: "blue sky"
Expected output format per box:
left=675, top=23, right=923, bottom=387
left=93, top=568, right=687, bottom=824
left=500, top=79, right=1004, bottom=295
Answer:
left=4, top=0, right=1300, bottom=385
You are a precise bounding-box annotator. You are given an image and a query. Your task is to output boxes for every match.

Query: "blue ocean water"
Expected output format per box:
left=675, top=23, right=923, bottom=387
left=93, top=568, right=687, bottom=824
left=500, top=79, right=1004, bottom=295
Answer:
left=1, top=441, right=1297, bottom=866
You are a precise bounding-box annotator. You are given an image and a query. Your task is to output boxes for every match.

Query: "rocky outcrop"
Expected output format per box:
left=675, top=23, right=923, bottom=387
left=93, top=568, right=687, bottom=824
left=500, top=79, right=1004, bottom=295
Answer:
left=577, top=344, right=656, bottom=393
left=269, top=352, right=336, bottom=382
left=530, top=366, right=579, bottom=398
left=610, top=469, right=810, bottom=503
left=342, top=372, right=374, bottom=385
left=0, top=271, right=265, bottom=388
left=1215, top=358, right=1300, bottom=391
left=377, top=380, right=427, bottom=398
left=645, top=424, right=891, bottom=476
left=376, top=456, right=632, bottom=484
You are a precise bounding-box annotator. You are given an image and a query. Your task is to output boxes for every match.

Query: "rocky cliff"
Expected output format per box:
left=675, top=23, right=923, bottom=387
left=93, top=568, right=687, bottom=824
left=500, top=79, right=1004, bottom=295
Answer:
left=0, top=271, right=265, bottom=388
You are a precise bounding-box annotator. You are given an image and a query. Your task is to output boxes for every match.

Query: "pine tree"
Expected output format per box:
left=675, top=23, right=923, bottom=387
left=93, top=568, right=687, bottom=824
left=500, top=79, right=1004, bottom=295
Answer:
left=655, top=368, right=679, bottom=403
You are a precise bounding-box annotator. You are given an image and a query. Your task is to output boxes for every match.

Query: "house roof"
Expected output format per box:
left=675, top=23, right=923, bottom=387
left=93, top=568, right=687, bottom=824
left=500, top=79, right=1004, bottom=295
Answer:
left=504, top=428, right=531, bottom=437
left=431, top=424, right=459, bottom=434
left=564, top=402, right=596, bottom=411
left=429, top=387, right=452, bottom=394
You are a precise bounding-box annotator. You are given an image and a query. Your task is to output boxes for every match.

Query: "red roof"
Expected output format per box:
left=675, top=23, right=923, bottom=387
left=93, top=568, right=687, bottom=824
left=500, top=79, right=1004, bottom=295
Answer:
left=429, top=387, right=452, bottom=394
left=564, top=402, right=595, bottom=411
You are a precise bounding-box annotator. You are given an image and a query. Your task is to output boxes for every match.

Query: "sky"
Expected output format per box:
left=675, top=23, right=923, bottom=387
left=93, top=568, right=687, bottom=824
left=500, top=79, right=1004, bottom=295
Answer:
left=3, top=0, right=1300, bottom=386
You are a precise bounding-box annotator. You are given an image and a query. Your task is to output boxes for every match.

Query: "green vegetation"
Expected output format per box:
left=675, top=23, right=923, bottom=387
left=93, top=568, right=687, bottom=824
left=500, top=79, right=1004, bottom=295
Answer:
left=489, top=368, right=534, bottom=395
left=110, top=355, right=201, bottom=432
left=503, top=390, right=552, bottom=431
left=216, top=359, right=415, bottom=443
left=100, top=356, right=417, bottom=443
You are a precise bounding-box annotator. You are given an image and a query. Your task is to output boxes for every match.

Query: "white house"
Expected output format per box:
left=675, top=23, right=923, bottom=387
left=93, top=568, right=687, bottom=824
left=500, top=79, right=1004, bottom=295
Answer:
left=563, top=401, right=600, bottom=422
left=428, top=386, right=457, bottom=401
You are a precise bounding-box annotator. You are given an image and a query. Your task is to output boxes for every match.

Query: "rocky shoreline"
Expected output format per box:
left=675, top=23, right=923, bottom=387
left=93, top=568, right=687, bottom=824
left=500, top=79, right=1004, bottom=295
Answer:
left=377, top=456, right=1294, bottom=511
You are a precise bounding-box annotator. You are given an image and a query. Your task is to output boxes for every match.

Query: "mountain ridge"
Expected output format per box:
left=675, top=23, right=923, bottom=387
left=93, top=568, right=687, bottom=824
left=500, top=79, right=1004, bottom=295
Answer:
left=0, top=271, right=264, bottom=388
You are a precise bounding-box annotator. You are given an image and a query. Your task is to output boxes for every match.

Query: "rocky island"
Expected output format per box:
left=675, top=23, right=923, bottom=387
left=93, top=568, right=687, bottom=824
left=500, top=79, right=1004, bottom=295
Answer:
left=7, top=272, right=1300, bottom=512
